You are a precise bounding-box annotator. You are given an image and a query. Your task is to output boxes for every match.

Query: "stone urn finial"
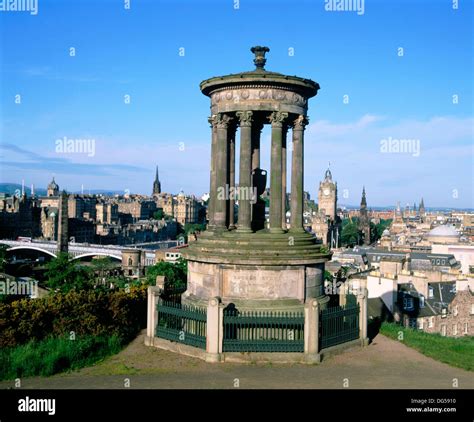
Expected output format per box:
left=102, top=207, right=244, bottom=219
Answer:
left=251, top=46, right=270, bottom=70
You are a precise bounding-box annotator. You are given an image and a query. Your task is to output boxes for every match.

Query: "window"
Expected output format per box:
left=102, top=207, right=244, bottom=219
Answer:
left=441, top=325, right=447, bottom=336
left=403, top=297, right=414, bottom=311
left=453, top=306, right=458, bottom=316
left=453, top=324, right=458, bottom=336
left=418, top=319, right=424, bottom=330
left=428, top=286, right=434, bottom=298
left=429, top=317, right=434, bottom=328
left=464, top=323, right=469, bottom=334
left=471, top=304, right=474, bottom=315
left=419, top=296, right=425, bottom=308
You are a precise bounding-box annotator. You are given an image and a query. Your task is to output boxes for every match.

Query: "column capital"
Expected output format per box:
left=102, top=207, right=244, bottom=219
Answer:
left=236, top=110, right=254, bottom=127
left=293, top=114, right=309, bottom=130
left=208, top=115, right=218, bottom=128
left=216, top=113, right=233, bottom=129
left=268, top=111, right=288, bottom=128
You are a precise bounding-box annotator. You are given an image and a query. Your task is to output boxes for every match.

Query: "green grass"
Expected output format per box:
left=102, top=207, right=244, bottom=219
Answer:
left=0, top=335, right=124, bottom=380
left=379, top=322, right=474, bottom=372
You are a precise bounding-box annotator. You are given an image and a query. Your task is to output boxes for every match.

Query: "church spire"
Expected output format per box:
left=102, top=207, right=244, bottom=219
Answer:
left=152, top=165, right=161, bottom=196
left=360, top=186, right=367, bottom=208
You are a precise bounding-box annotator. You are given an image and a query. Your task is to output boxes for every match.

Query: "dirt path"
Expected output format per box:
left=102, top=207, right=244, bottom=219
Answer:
left=1, top=332, right=473, bottom=389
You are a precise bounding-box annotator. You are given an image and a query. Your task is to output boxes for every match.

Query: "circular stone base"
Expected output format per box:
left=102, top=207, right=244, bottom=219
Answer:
left=181, top=228, right=331, bottom=308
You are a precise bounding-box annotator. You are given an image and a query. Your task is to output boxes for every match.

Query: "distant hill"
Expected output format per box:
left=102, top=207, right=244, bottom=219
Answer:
left=0, top=183, right=47, bottom=196
left=0, top=183, right=123, bottom=197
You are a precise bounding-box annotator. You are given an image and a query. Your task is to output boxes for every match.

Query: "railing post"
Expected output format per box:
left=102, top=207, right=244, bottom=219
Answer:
left=206, top=296, right=222, bottom=362
left=357, top=287, right=369, bottom=346
left=304, top=298, right=321, bottom=363
left=146, top=285, right=162, bottom=346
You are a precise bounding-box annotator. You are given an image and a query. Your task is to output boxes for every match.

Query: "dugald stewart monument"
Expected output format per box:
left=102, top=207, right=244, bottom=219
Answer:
left=183, top=46, right=330, bottom=310
left=146, top=46, right=367, bottom=363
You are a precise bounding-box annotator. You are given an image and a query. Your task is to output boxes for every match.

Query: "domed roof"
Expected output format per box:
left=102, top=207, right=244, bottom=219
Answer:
left=382, top=228, right=391, bottom=237
left=427, top=225, right=459, bottom=238
left=200, top=46, right=319, bottom=98
left=47, top=177, right=58, bottom=190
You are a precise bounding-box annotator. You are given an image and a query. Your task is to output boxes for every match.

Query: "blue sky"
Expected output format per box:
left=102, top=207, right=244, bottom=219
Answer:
left=0, top=0, right=472, bottom=208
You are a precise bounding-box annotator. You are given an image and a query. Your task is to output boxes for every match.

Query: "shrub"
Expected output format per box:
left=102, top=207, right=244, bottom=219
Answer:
left=0, top=286, right=147, bottom=348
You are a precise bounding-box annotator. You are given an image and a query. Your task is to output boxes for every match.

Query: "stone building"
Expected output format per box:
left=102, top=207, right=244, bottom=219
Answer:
left=40, top=206, right=58, bottom=240
left=394, top=280, right=473, bottom=337
left=68, top=195, right=97, bottom=221
left=0, top=193, right=41, bottom=239
left=174, top=191, right=199, bottom=225
left=121, top=249, right=145, bottom=278
left=96, top=202, right=118, bottom=224
left=117, top=199, right=157, bottom=223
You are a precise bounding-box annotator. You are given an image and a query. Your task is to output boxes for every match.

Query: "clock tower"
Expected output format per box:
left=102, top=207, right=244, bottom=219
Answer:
left=312, top=166, right=341, bottom=248
left=318, top=168, right=337, bottom=221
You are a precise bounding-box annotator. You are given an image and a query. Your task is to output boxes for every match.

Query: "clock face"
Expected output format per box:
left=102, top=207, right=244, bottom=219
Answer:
left=323, top=188, right=330, bottom=196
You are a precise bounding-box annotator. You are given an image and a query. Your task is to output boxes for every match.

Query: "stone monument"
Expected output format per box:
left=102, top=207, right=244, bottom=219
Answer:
left=182, top=46, right=330, bottom=311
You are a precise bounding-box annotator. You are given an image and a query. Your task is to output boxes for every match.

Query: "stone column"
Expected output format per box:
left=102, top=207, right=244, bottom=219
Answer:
left=206, top=297, right=222, bottom=362
left=207, top=115, right=218, bottom=229
left=236, top=111, right=253, bottom=233
left=282, top=124, right=288, bottom=229
left=227, top=122, right=237, bottom=229
left=357, top=287, right=369, bottom=346
left=268, top=111, right=288, bottom=233
left=215, top=113, right=232, bottom=230
left=304, top=298, right=321, bottom=363
left=290, top=115, right=308, bottom=232
left=251, top=121, right=263, bottom=171
left=146, top=285, right=161, bottom=345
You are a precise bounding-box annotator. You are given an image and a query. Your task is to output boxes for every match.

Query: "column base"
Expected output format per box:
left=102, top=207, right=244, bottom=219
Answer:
left=236, top=226, right=253, bottom=234
left=205, top=352, right=222, bottom=363
left=289, top=227, right=305, bottom=234
left=304, top=353, right=321, bottom=364
left=269, top=227, right=285, bottom=234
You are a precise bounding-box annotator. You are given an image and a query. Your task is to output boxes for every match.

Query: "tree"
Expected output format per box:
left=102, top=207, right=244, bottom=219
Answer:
left=374, top=219, right=393, bottom=240
left=184, top=223, right=206, bottom=236
left=341, top=222, right=360, bottom=247
left=45, top=253, right=92, bottom=293
left=153, top=209, right=164, bottom=220
left=146, top=258, right=187, bottom=289
left=90, top=257, right=116, bottom=282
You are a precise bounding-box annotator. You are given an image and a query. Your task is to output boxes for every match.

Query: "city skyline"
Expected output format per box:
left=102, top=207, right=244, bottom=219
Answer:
left=1, top=0, right=473, bottom=208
